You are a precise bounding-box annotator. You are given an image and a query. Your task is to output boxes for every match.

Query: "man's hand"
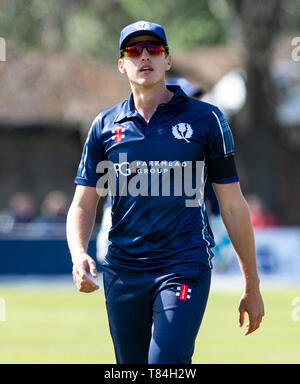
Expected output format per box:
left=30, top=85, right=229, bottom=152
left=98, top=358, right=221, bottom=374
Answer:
left=238, top=290, right=265, bottom=335
left=72, top=253, right=99, bottom=293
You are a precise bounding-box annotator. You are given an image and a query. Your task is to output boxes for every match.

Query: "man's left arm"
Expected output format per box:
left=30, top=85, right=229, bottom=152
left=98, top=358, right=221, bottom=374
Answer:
left=212, top=181, right=265, bottom=335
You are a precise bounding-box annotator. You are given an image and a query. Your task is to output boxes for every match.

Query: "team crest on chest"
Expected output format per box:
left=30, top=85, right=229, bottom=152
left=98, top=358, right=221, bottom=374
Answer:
left=172, top=123, right=193, bottom=143
left=112, top=126, right=125, bottom=143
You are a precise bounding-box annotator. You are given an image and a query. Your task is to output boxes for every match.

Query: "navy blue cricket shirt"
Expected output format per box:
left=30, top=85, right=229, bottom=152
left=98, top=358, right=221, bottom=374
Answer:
left=74, top=86, right=239, bottom=271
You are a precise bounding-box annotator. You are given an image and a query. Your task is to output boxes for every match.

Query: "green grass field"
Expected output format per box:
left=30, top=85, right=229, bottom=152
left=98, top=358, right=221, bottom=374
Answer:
left=0, top=281, right=300, bottom=364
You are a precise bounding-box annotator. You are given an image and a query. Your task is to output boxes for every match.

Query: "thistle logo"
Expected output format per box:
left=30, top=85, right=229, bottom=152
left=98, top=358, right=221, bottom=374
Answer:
left=112, top=126, right=125, bottom=143
left=172, top=123, right=193, bottom=143
left=176, top=284, right=191, bottom=301
left=134, top=21, right=150, bottom=30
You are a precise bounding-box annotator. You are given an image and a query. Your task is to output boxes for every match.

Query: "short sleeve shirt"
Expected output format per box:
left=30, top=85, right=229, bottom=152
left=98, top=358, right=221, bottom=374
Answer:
left=75, top=86, right=239, bottom=271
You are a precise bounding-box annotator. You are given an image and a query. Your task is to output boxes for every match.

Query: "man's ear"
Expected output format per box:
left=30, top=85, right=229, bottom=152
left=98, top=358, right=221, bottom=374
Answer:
left=118, top=58, right=126, bottom=74
left=165, top=55, right=172, bottom=71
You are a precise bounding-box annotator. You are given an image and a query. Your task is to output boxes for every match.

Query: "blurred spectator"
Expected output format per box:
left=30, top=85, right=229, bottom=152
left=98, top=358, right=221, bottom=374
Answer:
left=9, top=192, right=37, bottom=223
left=96, top=198, right=112, bottom=263
left=0, top=192, right=37, bottom=234
left=166, top=77, right=204, bottom=98
left=246, top=194, right=281, bottom=229
left=166, top=78, right=236, bottom=272
left=35, top=190, right=69, bottom=224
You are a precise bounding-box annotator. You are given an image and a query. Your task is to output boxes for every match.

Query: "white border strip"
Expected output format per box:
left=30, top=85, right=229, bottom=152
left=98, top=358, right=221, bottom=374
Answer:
left=212, top=110, right=227, bottom=156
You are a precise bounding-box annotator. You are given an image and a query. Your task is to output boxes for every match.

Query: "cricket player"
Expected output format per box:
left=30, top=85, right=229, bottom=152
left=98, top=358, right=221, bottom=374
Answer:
left=67, top=20, right=264, bottom=364
left=95, top=77, right=203, bottom=264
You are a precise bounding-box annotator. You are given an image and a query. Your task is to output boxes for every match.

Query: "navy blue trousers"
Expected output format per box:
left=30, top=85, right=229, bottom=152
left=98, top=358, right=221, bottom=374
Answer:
left=103, top=262, right=211, bottom=364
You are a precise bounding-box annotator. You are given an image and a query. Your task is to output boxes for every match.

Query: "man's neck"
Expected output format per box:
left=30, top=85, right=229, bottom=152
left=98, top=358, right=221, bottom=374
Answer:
left=131, top=82, right=174, bottom=123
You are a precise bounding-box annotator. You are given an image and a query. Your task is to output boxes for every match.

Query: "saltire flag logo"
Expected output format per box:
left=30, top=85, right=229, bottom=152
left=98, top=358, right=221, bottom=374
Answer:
left=112, top=126, right=125, bottom=143
left=176, top=284, right=191, bottom=301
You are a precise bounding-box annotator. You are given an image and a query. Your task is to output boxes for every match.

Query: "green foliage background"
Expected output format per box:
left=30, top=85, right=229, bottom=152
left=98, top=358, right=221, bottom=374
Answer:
left=0, top=0, right=226, bottom=61
left=1, top=0, right=299, bottom=59
left=1, top=0, right=299, bottom=62
left=0, top=0, right=230, bottom=60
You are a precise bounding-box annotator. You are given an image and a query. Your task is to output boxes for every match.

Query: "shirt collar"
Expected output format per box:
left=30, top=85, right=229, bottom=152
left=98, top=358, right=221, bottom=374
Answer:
left=114, top=85, right=189, bottom=123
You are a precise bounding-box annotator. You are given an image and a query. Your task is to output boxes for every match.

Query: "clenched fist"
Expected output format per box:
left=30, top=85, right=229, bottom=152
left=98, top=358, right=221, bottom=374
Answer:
left=72, top=253, right=99, bottom=293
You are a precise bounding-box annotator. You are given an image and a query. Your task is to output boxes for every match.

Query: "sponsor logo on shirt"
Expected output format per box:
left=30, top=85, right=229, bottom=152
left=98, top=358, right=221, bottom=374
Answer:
left=96, top=153, right=205, bottom=207
left=172, top=123, right=193, bottom=143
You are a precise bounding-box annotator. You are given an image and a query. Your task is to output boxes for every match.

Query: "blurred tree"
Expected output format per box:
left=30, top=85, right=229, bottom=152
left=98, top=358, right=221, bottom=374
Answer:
left=230, top=0, right=281, bottom=133
left=0, top=0, right=227, bottom=61
left=2, top=0, right=297, bottom=61
left=229, top=0, right=300, bottom=224
left=1, top=0, right=299, bottom=223
left=119, top=0, right=226, bottom=50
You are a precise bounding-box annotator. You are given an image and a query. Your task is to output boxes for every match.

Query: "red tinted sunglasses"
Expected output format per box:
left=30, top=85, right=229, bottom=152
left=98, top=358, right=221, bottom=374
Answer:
left=121, top=41, right=169, bottom=57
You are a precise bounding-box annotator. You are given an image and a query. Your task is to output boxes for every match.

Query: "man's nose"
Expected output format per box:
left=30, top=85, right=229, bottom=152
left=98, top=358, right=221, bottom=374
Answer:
left=141, top=47, right=150, bottom=60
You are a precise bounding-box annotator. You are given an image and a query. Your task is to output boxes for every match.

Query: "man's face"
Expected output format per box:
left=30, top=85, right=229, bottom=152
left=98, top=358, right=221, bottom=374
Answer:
left=118, top=35, right=172, bottom=87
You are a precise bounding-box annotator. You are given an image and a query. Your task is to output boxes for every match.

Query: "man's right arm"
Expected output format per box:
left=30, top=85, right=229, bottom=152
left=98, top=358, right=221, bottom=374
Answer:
left=66, top=185, right=100, bottom=293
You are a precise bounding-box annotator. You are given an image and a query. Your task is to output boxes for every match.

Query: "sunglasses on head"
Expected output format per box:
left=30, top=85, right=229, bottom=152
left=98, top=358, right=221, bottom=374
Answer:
left=120, top=41, right=169, bottom=57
